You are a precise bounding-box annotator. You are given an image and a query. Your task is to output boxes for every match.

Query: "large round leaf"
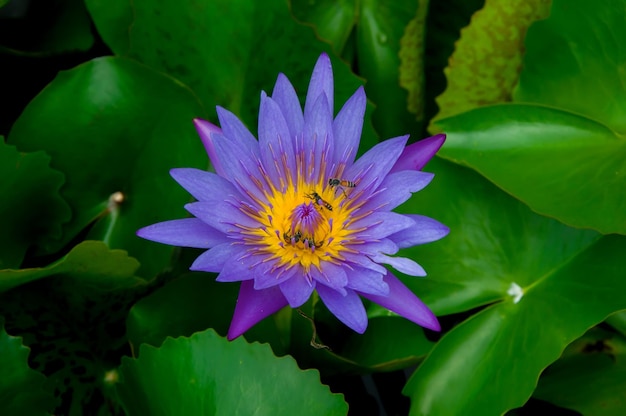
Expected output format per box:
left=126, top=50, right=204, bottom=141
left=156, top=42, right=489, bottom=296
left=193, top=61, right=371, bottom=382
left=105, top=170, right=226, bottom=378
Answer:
left=515, top=0, right=626, bottom=134
left=8, top=57, right=208, bottom=277
left=386, top=156, right=599, bottom=317
left=436, top=104, right=626, bottom=234
left=368, top=157, right=622, bottom=413
left=404, top=233, right=626, bottom=415
left=117, top=329, right=348, bottom=415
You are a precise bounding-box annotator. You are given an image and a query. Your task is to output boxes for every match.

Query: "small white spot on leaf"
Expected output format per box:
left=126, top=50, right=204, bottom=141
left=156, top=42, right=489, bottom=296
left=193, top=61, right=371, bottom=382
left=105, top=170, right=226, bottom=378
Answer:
left=507, top=282, right=524, bottom=304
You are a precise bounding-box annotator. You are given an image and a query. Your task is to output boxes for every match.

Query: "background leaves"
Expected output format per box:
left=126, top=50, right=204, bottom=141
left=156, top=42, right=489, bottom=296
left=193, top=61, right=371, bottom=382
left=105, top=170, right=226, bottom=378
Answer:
left=436, top=0, right=626, bottom=234
left=0, top=324, right=56, bottom=415
left=86, top=0, right=377, bottom=145
left=515, top=0, right=626, bottom=134
left=429, top=0, right=551, bottom=130
left=534, top=328, right=626, bottom=416
left=8, top=57, right=208, bottom=278
left=0, top=141, right=70, bottom=268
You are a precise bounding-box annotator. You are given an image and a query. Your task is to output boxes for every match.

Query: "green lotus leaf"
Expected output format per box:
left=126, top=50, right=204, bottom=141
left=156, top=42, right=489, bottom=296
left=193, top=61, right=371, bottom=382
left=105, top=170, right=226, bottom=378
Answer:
left=117, top=329, right=348, bottom=415
left=437, top=104, right=626, bottom=234
left=404, top=234, right=626, bottom=415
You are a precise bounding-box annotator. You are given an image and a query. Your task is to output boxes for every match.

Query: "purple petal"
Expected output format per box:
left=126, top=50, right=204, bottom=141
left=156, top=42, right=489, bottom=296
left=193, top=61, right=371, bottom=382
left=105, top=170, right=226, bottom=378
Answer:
left=136, top=218, right=228, bottom=248
left=371, top=253, right=426, bottom=277
left=317, top=285, right=367, bottom=334
left=253, top=261, right=296, bottom=290
left=185, top=201, right=259, bottom=234
left=272, top=73, right=304, bottom=139
left=310, top=262, right=348, bottom=294
left=358, top=170, right=434, bottom=212
left=354, top=238, right=399, bottom=257
left=216, top=253, right=265, bottom=282
left=303, top=93, right=334, bottom=183
left=350, top=211, right=416, bottom=240
left=305, top=52, right=333, bottom=123
left=216, top=106, right=260, bottom=158
left=190, top=243, right=242, bottom=272
left=360, top=270, right=440, bottom=331
left=332, top=86, right=365, bottom=170
left=279, top=272, right=316, bottom=307
left=258, top=94, right=297, bottom=189
left=209, top=131, right=269, bottom=203
left=390, top=134, right=446, bottom=173
left=170, top=168, right=239, bottom=203
left=389, top=214, right=450, bottom=248
left=345, top=135, right=409, bottom=200
left=342, top=252, right=388, bottom=275
left=227, top=281, right=288, bottom=340
left=193, top=118, right=225, bottom=176
left=345, top=267, right=389, bottom=297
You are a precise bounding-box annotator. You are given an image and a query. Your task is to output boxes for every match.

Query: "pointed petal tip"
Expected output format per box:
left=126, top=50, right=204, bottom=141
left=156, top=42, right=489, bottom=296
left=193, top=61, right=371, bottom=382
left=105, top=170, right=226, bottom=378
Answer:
left=361, top=271, right=440, bottom=332
left=425, top=317, right=441, bottom=332
left=391, top=133, right=446, bottom=173
left=193, top=117, right=219, bottom=132
left=136, top=226, right=149, bottom=239
left=306, top=52, right=335, bottom=118
left=312, top=52, right=332, bottom=77
left=317, top=51, right=330, bottom=63
left=168, top=166, right=195, bottom=182
left=354, top=319, right=368, bottom=334
left=226, top=281, right=288, bottom=341
left=192, top=118, right=226, bottom=176
left=226, top=332, right=239, bottom=341
left=348, top=86, right=367, bottom=108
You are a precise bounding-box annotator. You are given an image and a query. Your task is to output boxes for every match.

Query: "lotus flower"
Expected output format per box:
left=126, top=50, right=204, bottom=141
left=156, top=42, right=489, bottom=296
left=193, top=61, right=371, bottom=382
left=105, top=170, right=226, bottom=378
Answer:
left=138, top=53, right=449, bottom=339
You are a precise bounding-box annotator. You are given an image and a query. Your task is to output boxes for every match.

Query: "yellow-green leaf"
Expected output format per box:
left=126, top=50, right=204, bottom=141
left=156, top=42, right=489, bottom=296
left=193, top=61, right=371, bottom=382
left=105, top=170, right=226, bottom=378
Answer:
left=398, top=0, right=429, bottom=119
left=429, top=0, right=551, bottom=132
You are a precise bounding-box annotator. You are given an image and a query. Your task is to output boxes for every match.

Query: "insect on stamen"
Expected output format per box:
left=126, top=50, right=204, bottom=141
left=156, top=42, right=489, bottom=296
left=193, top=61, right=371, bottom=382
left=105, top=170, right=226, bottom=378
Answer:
left=328, top=177, right=357, bottom=197
left=306, top=191, right=333, bottom=211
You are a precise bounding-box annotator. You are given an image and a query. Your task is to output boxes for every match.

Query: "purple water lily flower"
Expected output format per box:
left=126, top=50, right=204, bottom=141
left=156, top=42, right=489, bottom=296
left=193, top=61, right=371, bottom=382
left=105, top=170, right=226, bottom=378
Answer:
left=137, top=53, right=449, bottom=340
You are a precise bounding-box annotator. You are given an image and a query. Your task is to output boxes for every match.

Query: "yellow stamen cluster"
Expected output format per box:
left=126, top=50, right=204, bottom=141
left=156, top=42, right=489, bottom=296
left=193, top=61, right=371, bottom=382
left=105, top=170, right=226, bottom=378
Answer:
left=249, top=177, right=357, bottom=272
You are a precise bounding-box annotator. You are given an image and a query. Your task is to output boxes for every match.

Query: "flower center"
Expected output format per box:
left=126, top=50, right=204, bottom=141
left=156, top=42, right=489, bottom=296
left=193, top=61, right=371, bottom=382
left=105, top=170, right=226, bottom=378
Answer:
left=246, top=179, right=358, bottom=272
